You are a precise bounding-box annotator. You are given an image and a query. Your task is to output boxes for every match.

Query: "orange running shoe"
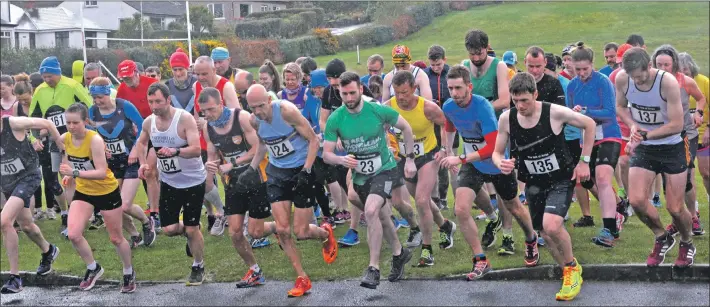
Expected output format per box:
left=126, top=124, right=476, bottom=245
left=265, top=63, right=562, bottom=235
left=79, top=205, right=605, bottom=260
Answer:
left=321, top=223, right=338, bottom=264
left=287, top=276, right=311, bottom=297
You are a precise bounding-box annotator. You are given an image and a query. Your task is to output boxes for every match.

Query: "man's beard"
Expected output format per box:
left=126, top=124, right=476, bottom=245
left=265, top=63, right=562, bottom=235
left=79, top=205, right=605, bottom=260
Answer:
left=173, top=77, right=187, bottom=89
left=473, top=58, right=487, bottom=67
left=345, top=96, right=362, bottom=110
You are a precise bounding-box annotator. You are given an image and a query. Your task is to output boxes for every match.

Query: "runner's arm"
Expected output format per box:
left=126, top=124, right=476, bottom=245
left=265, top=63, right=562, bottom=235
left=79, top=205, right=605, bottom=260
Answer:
left=551, top=103, right=596, bottom=158
left=222, top=82, right=240, bottom=110
left=282, top=102, right=319, bottom=170
left=684, top=76, right=706, bottom=120
left=584, top=76, right=616, bottom=120
left=424, top=99, right=447, bottom=149
left=417, top=72, right=433, bottom=101
left=248, top=114, right=267, bottom=170
left=492, top=61, right=511, bottom=111
left=392, top=115, right=415, bottom=157
left=646, top=75, right=684, bottom=140
left=202, top=124, right=220, bottom=176
left=135, top=117, right=151, bottom=165
left=77, top=134, right=110, bottom=179
left=444, top=117, right=456, bottom=151
left=615, top=71, right=635, bottom=129
left=319, top=108, right=330, bottom=132
left=178, top=112, right=202, bottom=158
left=9, top=117, right=62, bottom=149
left=59, top=133, right=70, bottom=165
left=492, top=111, right=511, bottom=169
left=382, top=73, right=392, bottom=102
left=235, top=110, right=259, bottom=166
left=74, top=84, right=94, bottom=108
left=124, top=101, right=144, bottom=137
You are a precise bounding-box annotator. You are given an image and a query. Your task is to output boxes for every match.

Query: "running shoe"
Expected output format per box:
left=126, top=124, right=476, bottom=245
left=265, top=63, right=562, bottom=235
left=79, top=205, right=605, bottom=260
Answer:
left=287, top=276, right=311, bottom=297
left=388, top=247, right=412, bottom=282
left=497, top=235, right=515, bottom=256
left=537, top=231, right=546, bottom=247
left=615, top=212, right=625, bottom=235
left=406, top=228, right=422, bottom=248
left=46, top=210, right=57, bottom=220
left=591, top=228, right=615, bottom=248
left=236, top=268, right=265, bottom=288
left=666, top=223, right=679, bottom=237
left=524, top=237, right=540, bottom=267
left=210, top=216, right=227, bottom=236
left=438, top=221, right=456, bottom=250
left=360, top=266, right=380, bottom=289
left=415, top=248, right=434, bottom=267
left=251, top=238, right=271, bottom=249
left=673, top=241, right=696, bottom=268
left=555, top=263, right=582, bottom=301
left=322, top=216, right=336, bottom=229
left=398, top=216, right=410, bottom=228
left=647, top=233, right=676, bottom=267
left=573, top=216, right=594, bottom=228
left=333, top=210, right=346, bottom=224
left=321, top=223, right=338, bottom=264
left=0, top=275, right=23, bottom=294
left=152, top=216, right=161, bottom=233
left=186, top=265, right=205, bottom=286
left=37, top=244, right=59, bottom=275
left=120, top=270, right=136, bottom=293
left=692, top=217, right=705, bottom=236
left=466, top=257, right=492, bottom=281
left=142, top=221, right=156, bottom=247
left=79, top=264, right=104, bottom=291
left=33, top=210, right=46, bottom=221
left=130, top=235, right=143, bottom=249
left=314, top=206, right=322, bottom=220
left=651, top=194, right=662, bottom=208
left=481, top=216, right=502, bottom=248
left=338, top=229, right=360, bottom=247
left=88, top=214, right=105, bottom=230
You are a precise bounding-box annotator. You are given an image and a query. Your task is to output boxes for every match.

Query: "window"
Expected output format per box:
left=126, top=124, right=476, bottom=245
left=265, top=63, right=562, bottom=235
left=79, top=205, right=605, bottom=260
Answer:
left=150, top=17, right=166, bottom=30
left=84, top=1, right=97, bottom=7
left=238, top=4, right=250, bottom=18
left=14, top=32, right=19, bottom=49
left=207, top=3, right=224, bottom=19
left=260, top=5, right=268, bottom=12
left=85, top=31, right=97, bottom=49
left=275, top=6, right=281, bottom=11
left=55, top=31, right=69, bottom=48
left=29, top=33, right=35, bottom=49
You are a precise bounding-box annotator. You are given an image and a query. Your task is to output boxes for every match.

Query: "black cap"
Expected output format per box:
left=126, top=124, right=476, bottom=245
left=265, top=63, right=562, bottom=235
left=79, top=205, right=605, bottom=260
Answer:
left=325, top=59, right=346, bottom=78
left=544, top=53, right=557, bottom=71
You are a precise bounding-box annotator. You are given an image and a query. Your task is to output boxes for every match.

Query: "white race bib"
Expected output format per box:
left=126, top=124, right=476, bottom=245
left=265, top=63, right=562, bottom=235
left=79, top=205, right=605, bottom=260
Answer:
left=398, top=142, right=425, bottom=157
left=631, top=104, right=663, bottom=125
left=267, top=139, right=295, bottom=158
left=1, top=158, right=25, bottom=175
left=158, top=156, right=181, bottom=174
left=524, top=153, right=561, bottom=175
left=595, top=124, right=604, bottom=141
left=71, top=160, right=95, bottom=171
left=462, top=137, right=487, bottom=154
left=354, top=153, right=382, bottom=175
left=106, top=140, right=127, bottom=155
left=48, top=113, right=66, bottom=128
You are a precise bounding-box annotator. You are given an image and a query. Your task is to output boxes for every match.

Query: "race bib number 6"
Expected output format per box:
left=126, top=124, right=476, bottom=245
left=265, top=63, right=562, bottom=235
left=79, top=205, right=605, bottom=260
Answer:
left=524, top=153, right=561, bottom=175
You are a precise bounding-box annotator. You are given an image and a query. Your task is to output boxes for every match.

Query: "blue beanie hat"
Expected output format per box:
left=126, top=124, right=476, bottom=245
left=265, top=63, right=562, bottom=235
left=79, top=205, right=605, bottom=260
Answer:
left=211, top=47, right=230, bottom=61
left=309, top=69, right=328, bottom=88
left=39, top=56, right=62, bottom=75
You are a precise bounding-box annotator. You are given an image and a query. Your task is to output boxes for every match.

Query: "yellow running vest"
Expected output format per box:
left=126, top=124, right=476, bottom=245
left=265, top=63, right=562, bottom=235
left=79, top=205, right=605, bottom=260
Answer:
left=64, top=130, right=118, bottom=196
left=390, top=96, right=437, bottom=156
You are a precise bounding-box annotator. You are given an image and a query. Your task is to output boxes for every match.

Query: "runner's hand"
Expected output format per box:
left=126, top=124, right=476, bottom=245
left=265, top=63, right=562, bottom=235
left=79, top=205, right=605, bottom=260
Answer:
left=336, top=139, right=344, bottom=152
left=572, top=162, right=591, bottom=183
left=434, top=149, right=446, bottom=162
left=205, top=160, right=219, bottom=174
left=404, top=158, right=417, bottom=179
left=693, top=113, right=703, bottom=127
left=572, top=105, right=583, bottom=113
left=340, top=155, right=358, bottom=169
left=128, top=148, right=138, bottom=165
left=138, top=164, right=150, bottom=180
left=295, top=168, right=312, bottom=189
left=498, top=158, right=515, bottom=174
left=61, top=176, right=72, bottom=187
left=157, top=147, right=176, bottom=157
left=625, top=140, right=638, bottom=156
left=218, top=163, right=233, bottom=174
left=236, top=166, right=260, bottom=192
left=440, top=156, right=461, bottom=169
left=59, top=163, right=73, bottom=176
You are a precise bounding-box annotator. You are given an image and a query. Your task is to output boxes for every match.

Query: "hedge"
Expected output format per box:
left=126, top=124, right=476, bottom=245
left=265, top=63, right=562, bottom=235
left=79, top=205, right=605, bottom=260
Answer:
left=337, top=25, right=395, bottom=51
left=235, top=18, right=282, bottom=39
left=246, top=7, right=325, bottom=26
left=279, top=36, right=326, bottom=63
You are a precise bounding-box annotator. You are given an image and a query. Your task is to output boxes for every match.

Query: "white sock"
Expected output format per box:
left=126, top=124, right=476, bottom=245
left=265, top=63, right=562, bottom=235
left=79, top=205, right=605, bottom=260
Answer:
left=87, top=261, right=97, bottom=270
left=204, top=187, right=224, bottom=214
left=488, top=212, right=498, bottom=222
left=250, top=264, right=260, bottom=273
left=61, top=211, right=67, bottom=216
left=192, top=260, right=204, bottom=268
left=123, top=266, right=133, bottom=275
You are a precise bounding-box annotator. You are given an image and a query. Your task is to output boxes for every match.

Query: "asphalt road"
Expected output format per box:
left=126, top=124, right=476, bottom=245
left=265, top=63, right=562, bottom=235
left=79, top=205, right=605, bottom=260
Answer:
left=1, top=280, right=708, bottom=306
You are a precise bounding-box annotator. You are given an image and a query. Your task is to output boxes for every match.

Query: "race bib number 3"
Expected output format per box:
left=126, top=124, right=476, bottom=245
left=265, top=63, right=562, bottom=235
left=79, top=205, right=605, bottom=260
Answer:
left=1, top=158, right=25, bottom=175
left=158, top=157, right=181, bottom=174
left=524, top=154, right=561, bottom=175
left=631, top=104, right=663, bottom=125
left=354, top=154, right=383, bottom=175
left=267, top=139, right=295, bottom=158
left=106, top=140, right=127, bottom=155
left=48, top=113, right=66, bottom=128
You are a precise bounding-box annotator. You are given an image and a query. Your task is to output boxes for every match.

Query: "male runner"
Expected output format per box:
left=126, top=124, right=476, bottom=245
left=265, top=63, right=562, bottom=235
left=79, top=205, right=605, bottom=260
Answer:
left=439, top=65, right=539, bottom=280
left=323, top=71, right=413, bottom=289
left=244, top=84, right=337, bottom=297
left=615, top=47, right=695, bottom=268
left=599, top=43, right=619, bottom=77
left=1, top=116, right=62, bottom=294
left=199, top=87, right=276, bottom=287
left=384, top=70, right=456, bottom=267
left=493, top=72, right=595, bottom=301
left=567, top=42, right=626, bottom=247
left=136, top=83, right=208, bottom=285
left=193, top=56, right=239, bottom=234
left=83, top=63, right=117, bottom=99
left=361, top=54, right=386, bottom=86
left=383, top=45, right=433, bottom=101
left=30, top=56, right=92, bottom=236
left=211, top=47, right=240, bottom=84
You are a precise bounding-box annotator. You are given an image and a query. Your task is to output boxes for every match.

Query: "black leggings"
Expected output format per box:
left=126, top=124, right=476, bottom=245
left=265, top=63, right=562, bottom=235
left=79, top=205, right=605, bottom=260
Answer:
left=314, top=184, right=332, bottom=217
left=36, top=158, right=61, bottom=210
left=438, top=167, right=449, bottom=200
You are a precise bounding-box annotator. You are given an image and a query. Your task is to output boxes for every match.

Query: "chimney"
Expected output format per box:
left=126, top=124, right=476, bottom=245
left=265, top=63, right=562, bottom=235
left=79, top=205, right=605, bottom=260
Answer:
left=28, top=7, right=39, bottom=18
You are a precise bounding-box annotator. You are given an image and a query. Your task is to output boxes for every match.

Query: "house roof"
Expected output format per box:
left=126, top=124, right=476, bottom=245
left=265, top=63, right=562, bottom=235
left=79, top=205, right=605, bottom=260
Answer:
left=124, top=1, right=185, bottom=17
left=10, top=1, right=63, bottom=9
left=22, top=6, right=110, bottom=31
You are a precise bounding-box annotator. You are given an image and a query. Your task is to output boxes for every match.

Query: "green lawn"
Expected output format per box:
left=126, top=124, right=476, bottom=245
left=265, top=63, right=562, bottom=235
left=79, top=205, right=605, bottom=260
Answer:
left=248, top=2, right=709, bottom=77
left=1, top=170, right=708, bottom=283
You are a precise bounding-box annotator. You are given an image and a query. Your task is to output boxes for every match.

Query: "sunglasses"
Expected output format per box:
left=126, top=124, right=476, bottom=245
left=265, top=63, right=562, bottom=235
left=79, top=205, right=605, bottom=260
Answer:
left=148, top=74, right=159, bottom=79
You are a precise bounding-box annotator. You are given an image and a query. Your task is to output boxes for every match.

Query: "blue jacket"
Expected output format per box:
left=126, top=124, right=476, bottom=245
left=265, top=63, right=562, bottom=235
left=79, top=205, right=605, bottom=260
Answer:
left=424, top=64, right=451, bottom=105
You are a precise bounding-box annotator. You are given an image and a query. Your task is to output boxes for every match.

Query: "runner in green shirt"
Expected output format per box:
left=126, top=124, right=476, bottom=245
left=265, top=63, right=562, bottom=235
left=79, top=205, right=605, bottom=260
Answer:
left=322, top=72, right=415, bottom=290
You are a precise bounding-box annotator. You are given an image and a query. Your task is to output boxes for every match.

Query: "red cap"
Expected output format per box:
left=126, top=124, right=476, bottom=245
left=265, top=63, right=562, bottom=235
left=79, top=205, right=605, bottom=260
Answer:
left=117, top=60, right=137, bottom=78
left=616, top=43, right=633, bottom=63
left=170, top=48, right=190, bottom=69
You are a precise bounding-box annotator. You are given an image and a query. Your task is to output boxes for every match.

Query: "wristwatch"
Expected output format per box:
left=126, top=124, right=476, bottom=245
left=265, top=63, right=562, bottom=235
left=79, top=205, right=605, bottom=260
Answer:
left=440, top=146, right=447, bottom=152
left=72, top=169, right=80, bottom=178
left=174, top=148, right=181, bottom=157
left=639, top=131, right=648, bottom=141
left=302, top=167, right=312, bottom=174
left=459, top=154, right=467, bottom=164
left=406, top=152, right=415, bottom=160
left=580, top=156, right=591, bottom=163
left=698, top=109, right=704, bottom=117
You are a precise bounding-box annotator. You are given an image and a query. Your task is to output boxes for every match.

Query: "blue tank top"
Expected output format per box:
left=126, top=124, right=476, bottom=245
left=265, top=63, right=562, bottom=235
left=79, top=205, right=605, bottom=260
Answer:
left=166, top=76, right=197, bottom=113
left=89, top=99, right=143, bottom=161
left=257, top=100, right=309, bottom=168
left=442, top=95, right=505, bottom=175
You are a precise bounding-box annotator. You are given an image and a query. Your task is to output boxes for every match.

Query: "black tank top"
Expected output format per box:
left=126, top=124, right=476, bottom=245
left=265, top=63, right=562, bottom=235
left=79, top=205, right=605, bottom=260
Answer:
left=509, top=102, right=573, bottom=185
left=206, top=111, right=250, bottom=176
left=1, top=117, right=40, bottom=186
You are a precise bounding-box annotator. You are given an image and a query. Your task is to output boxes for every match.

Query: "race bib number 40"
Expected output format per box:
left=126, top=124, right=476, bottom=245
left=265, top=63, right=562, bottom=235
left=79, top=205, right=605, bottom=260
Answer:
left=48, top=113, right=66, bottom=128
left=1, top=158, right=25, bottom=175
left=106, top=140, right=127, bottom=155
left=158, top=157, right=181, bottom=174
left=266, top=139, right=295, bottom=158
left=354, top=153, right=382, bottom=175
left=524, top=153, right=560, bottom=175
left=631, top=103, right=663, bottom=125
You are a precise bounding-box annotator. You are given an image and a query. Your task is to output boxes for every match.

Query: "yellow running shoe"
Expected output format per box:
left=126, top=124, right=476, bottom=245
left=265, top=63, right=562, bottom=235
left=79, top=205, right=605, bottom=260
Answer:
left=555, top=264, right=583, bottom=301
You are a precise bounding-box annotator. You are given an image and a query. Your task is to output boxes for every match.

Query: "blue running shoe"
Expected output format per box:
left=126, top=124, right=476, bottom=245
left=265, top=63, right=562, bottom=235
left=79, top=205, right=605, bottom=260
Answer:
left=338, top=229, right=360, bottom=246
left=592, top=228, right=615, bottom=248
left=518, top=193, right=526, bottom=204
left=391, top=216, right=402, bottom=230
left=652, top=194, right=662, bottom=208
left=398, top=217, right=410, bottom=228
left=251, top=238, right=271, bottom=249
left=314, top=206, right=322, bottom=219
left=1, top=275, right=22, bottom=294
left=490, top=198, right=498, bottom=210
left=537, top=231, right=546, bottom=247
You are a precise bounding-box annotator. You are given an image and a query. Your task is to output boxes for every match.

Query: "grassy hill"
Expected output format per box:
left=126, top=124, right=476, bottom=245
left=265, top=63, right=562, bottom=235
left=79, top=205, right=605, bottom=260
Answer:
left=250, top=2, right=709, bottom=76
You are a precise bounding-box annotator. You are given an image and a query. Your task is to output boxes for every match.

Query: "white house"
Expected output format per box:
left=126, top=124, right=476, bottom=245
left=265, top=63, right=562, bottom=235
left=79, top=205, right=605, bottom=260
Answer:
left=1, top=1, right=20, bottom=48
left=59, top=1, right=186, bottom=32
left=5, top=2, right=111, bottom=49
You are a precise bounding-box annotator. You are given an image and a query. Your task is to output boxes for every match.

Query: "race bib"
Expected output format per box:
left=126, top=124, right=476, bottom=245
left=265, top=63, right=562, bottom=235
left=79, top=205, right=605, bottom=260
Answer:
left=70, top=159, right=95, bottom=171
left=630, top=103, right=663, bottom=125
left=595, top=124, right=604, bottom=141
left=1, top=158, right=25, bottom=175
left=398, top=142, right=424, bottom=157
left=354, top=153, right=382, bottom=175
left=106, top=140, right=127, bottom=155
left=158, top=156, right=181, bottom=174
left=266, top=138, right=295, bottom=158
left=462, top=137, right=486, bottom=154
left=524, top=153, right=561, bottom=175
left=48, top=113, right=66, bottom=128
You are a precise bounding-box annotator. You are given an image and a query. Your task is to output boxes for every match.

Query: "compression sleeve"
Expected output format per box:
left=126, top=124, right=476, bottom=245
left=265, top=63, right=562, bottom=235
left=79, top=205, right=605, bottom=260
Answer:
left=476, top=131, right=498, bottom=160
left=585, top=75, right=616, bottom=120
left=444, top=116, right=456, bottom=133
left=123, top=101, right=144, bottom=137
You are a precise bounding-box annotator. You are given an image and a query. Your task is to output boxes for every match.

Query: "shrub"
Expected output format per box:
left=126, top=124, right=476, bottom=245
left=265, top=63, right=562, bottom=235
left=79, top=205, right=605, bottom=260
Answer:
left=246, top=7, right=325, bottom=26
left=235, top=18, right=282, bottom=39
left=227, top=39, right=283, bottom=68
left=450, top=1, right=471, bottom=10
left=279, top=36, right=326, bottom=63
left=337, top=25, right=395, bottom=51
left=392, top=14, right=416, bottom=39
left=312, top=28, right=339, bottom=54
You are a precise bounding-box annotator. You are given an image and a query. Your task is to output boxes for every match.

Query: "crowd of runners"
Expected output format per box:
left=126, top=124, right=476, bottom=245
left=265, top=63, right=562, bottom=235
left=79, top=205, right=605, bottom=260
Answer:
left=0, top=29, right=708, bottom=301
